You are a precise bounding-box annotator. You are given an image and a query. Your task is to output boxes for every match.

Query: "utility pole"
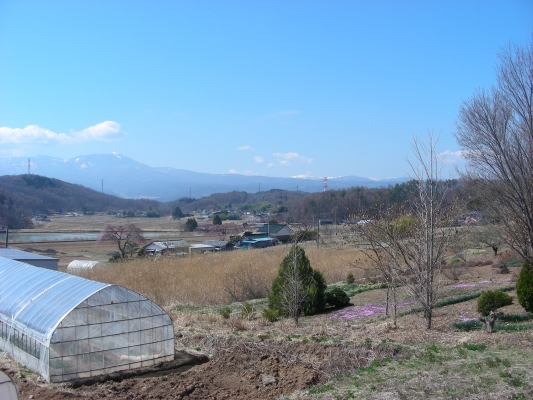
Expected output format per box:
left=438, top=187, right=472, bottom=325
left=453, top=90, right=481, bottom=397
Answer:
left=317, top=219, right=320, bottom=248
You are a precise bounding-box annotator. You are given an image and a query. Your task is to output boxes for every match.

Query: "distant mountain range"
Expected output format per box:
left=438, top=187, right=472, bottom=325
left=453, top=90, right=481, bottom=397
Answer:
left=0, top=153, right=408, bottom=201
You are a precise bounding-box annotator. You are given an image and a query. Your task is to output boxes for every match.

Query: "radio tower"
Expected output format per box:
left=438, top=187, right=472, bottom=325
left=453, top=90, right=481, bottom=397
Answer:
left=323, top=177, right=328, bottom=192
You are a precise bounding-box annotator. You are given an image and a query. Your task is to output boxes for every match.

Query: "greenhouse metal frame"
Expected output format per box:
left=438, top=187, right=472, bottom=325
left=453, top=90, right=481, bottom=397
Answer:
left=0, top=257, right=174, bottom=383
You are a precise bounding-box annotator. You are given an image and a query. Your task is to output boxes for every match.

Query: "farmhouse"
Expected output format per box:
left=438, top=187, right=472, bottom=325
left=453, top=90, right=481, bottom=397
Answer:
left=0, top=248, right=58, bottom=271
left=189, top=243, right=216, bottom=254
left=143, top=240, right=189, bottom=255
left=252, top=223, right=294, bottom=242
left=0, top=258, right=174, bottom=383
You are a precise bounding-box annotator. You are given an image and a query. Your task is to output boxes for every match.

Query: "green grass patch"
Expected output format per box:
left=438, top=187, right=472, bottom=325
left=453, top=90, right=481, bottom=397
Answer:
left=308, top=383, right=334, bottom=394
left=453, top=314, right=533, bottom=332
left=400, top=286, right=516, bottom=318
left=494, top=322, right=533, bottom=331
left=453, top=320, right=483, bottom=331
left=326, top=282, right=387, bottom=297
left=463, top=343, right=486, bottom=351
left=499, top=313, right=533, bottom=322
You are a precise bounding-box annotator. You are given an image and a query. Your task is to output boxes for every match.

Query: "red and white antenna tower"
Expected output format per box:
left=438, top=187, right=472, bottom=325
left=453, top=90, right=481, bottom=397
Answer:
left=323, top=177, right=328, bottom=192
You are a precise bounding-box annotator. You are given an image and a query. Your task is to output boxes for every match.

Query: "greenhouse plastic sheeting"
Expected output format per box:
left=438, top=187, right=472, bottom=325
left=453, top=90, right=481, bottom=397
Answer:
left=0, top=257, right=174, bottom=382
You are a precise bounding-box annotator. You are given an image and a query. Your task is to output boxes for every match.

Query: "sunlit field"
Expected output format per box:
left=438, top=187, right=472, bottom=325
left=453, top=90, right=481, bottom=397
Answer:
left=72, top=244, right=372, bottom=306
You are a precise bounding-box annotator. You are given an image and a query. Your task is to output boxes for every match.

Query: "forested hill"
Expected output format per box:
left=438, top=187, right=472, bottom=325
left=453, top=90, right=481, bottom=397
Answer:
left=0, top=174, right=161, bottom=219
left=0, top=174, right=468, bottom=229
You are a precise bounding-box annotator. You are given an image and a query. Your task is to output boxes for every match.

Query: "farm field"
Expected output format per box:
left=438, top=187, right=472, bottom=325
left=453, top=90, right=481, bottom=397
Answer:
left=2, top=219, right=533, bottom=399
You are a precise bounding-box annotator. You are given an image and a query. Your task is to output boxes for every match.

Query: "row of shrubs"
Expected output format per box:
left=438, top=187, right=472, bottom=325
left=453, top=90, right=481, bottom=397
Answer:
left=216, top=247, right=533, bottom=328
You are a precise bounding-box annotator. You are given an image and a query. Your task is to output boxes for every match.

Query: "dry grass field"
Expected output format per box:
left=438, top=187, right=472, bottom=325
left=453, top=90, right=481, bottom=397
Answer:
left=4, top=218, right=533, bottom=399
left=70, top=244, right=368, bottom=306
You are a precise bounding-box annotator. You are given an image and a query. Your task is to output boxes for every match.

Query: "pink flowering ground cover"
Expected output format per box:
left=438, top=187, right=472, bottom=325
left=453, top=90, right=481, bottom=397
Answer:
left=330, top=300, right=414, bottom=320
left=451, top=284, right=477, bottom=289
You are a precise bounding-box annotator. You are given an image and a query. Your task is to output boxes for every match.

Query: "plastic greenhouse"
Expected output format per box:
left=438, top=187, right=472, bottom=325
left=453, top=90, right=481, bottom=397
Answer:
left=0, top=258, right=174, bottom=383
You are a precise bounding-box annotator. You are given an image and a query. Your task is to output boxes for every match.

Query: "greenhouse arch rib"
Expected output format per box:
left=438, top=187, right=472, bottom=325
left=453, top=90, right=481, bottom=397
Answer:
left=0, top=257, right=174, bottom=382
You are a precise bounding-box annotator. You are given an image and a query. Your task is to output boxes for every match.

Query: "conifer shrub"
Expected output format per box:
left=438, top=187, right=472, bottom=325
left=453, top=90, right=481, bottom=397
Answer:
left=516, top=261, right=533, bottom=313
left=346, top=273, right=355, bottom=284
left=325, top=286, right=350, bottom=308
left=268, top=245, right=326, bottom=318
left=477, top=290, right=513, bottom=316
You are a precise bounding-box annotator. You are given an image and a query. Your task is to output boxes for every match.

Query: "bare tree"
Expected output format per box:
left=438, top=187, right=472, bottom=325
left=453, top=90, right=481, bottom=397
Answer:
left=358, top=136, right=457, bottom=329
left=475, top=222, right=504, bottom=257
left=455, top=37, right=533, bottom=263
left=399, top=136, right=458, bottom=329
left=99, top=224, right=146, bottom=259
left=355, top=209, right=404, bottom=327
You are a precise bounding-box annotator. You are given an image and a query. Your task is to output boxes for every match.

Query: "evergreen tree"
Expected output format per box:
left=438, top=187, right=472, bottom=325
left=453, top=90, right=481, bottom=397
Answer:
left=268, top=245, right=326, bottom=325
left=185, top=217, right=198, bottom=232
left=213, top=214, right=222, bottom=225
left=517, top=261, right=533, bottom=312
left=172, top=206, right=184, bottom=219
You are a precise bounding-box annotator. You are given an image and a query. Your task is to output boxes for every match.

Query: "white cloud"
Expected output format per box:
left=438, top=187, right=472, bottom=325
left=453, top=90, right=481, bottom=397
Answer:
left=229, top=169, right=238, bottom=174
left=267, top=163, right=274, bottom=168
left=0, top=121, right=125, bottom=144
left=273, top=152, right=313, bottom=165
left=73, top=121, right=123, bottom=141
left=254, top=156, right=264, bottom=163
left=438, top=150, right=467, bottom=164
left=237, top=145, right=252, bottom=151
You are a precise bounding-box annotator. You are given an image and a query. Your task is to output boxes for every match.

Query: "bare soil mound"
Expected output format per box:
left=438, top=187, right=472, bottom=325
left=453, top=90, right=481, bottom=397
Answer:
left=6, top=335, right=399, bottom=400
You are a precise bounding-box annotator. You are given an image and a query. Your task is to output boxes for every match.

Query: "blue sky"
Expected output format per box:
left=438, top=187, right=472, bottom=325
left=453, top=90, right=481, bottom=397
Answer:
left=0, top=1, right=531, bottom=180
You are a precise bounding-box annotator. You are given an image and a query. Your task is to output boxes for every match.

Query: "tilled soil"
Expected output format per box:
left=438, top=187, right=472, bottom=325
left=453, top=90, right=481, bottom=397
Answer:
left=3, top=335, right=399, bottom=400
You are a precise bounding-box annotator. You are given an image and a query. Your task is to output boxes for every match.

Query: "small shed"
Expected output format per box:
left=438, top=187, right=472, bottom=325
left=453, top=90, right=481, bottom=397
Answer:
left=189, top=244, right=215, bottom=254
left=240, top=237, right=275, bottom=249
left=143, top=240, right=189, bottom=255
left=67, top=260, right=102, bottom=271
left=0, top=248, right=58, bottom=271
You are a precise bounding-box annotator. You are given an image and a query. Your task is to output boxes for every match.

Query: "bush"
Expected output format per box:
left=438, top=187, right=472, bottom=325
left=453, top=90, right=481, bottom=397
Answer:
left=184, top=218, right=198, bottom=232
left=218, top=306, right=232, bottom=319
left=325, top=287, right=350, bottom=308
left=477, top=290, right=513, bottom=316
left=268, top=245, right=326, bottom=318
left=145, top=209, right=160, bottom=218
left=346, top=273, right=355, bottom=284
left=516, top=261, right=533, bottom=312
left=262, top=308, right=279, bottom=322
left=240, top=302, right=256, bottom=320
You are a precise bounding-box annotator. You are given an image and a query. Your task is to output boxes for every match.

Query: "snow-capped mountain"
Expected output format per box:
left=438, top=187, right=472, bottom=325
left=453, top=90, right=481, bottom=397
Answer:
left=0, top=153, right=408, bottom=201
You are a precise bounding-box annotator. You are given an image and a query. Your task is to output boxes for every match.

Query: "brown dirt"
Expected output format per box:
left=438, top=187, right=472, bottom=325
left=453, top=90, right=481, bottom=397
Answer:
left=2, top=335, right=404, bottom=400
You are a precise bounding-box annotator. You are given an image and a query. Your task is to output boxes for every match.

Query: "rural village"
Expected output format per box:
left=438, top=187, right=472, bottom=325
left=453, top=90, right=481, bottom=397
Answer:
left=1, top=5, right=532, bottom=400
